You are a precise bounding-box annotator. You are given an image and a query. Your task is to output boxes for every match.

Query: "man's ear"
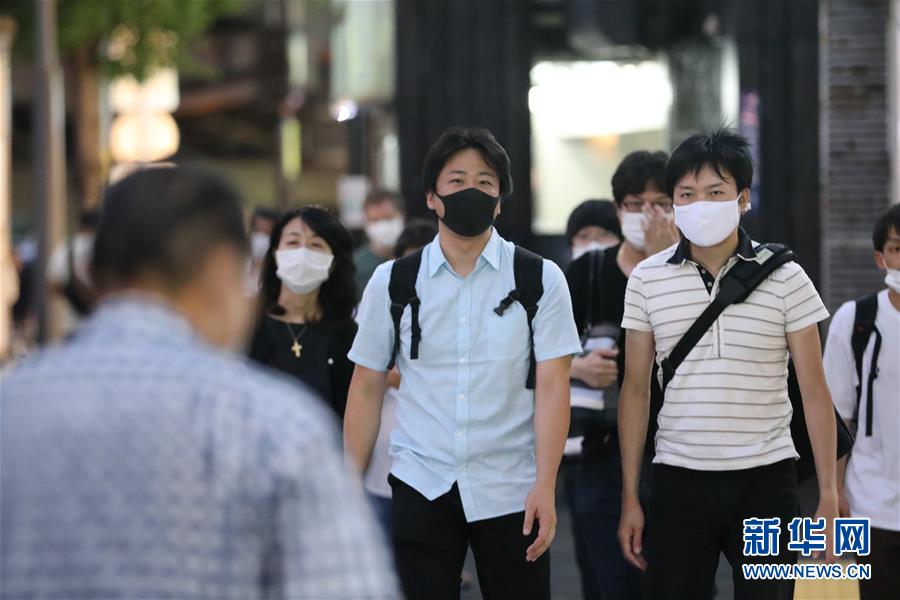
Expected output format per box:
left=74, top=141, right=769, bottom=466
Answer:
left=425, top=190, right=436, bottom=210
left=875, top=251, right=887, bottom=271
left=739, top=189, right=751, bottom=214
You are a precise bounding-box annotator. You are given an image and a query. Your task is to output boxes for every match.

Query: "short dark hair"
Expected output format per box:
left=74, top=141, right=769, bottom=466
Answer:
left=665, top=128, right=753, bottom=199
left=611, top=151, right=668, bottom=205
left=364, top=188, right=405, bottom=213
left=91, top=167, right=247, bottom=292
left=873, top=203, right=900, bottom=252
left=78, top=209, right=101, bottom=230
left=251, top=206, right=280, bottom=225
left=565, top=199, right=622, bottom=246
left=259, top=207, right=357, bottom=326
left=394, top=218, right=438, bottom=258
left=421, top=126, right=513, bottom=201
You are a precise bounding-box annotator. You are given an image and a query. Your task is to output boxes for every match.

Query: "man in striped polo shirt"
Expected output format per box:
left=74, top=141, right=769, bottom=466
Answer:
left=617, top=129, right=839, bottom=599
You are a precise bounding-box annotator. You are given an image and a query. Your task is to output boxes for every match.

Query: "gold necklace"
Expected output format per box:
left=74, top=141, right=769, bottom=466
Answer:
left=285, top=322, right=309, bottom=358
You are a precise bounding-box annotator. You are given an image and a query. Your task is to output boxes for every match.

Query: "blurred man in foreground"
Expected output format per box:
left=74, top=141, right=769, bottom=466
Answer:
left=0, top=167, right=397, bottom=599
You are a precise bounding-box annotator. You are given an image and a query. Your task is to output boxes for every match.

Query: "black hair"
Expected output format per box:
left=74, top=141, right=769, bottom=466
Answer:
left=873, top=203, right=900, bottom=252
left=565, top=199, right=622, bottom=246
left=259, top=206, right=357, bottom=326
left=251, top=206, right=280, bottom=225
left=611, top=151, right=668, bottom=205
left=394, top=218, right=438, bottom=258
left=91, top=166, right=247, bottom=292
left=79, top=209, right=101, bottom=230
left=364, top=188, right=405, bottom=213
left=665, top=128, right=753, bottom=199
left=421, top=126, right=513, bottom=201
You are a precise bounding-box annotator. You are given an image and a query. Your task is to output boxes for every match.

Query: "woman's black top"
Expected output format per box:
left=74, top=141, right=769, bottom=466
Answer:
left=248, top=315, right=357, bottom=418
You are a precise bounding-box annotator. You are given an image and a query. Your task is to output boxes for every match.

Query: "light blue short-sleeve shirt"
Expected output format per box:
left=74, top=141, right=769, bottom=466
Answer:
left=350, top=229, right=582, bottom=522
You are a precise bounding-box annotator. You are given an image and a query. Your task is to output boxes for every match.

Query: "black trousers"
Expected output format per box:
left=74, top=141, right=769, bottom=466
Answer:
left=859, top=527, right=900, bottom=600
left=389, top=474, right=550, bottom=600
left=644, top=459, right=799, bottom=600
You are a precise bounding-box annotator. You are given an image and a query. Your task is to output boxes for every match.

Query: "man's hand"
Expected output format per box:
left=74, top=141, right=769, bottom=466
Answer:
left=618, top=495, right=648, bottom=571
left=571, top=348, right=619, bottom=389
left=814, top=492, right=840, bottom=564
left=523, top=483, right=557, bottom=562
left=642, top=204, right=679, bottom=256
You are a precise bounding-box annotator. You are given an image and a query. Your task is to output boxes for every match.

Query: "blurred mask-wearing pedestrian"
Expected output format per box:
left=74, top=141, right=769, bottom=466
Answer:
left=823, top=204, right=900, bottom=600
left=618, top=130, right=839, bottom=600
left=344, top=126, right=582, bottom=600
left=248, top=207, right=358, bottom=419
left=245, top=206, right=279, bottom=295
left=561, top=151, right=674, bottom=600
left=354, top=189, right=405, bottom=296
left=0, top=166, right=397, bottom=600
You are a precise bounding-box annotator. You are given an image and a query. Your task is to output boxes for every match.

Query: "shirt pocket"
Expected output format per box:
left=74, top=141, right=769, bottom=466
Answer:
left=472, top=303, right=531, bottom=361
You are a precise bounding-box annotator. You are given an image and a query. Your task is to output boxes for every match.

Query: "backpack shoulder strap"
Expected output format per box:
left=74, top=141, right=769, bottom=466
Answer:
left=852, top=292, right=880, bottom=435
left=386, top=248, right=423, bottom=370
left=493, top=246, right=545, bottom=389
left=660, top=243, right=795, bottom=392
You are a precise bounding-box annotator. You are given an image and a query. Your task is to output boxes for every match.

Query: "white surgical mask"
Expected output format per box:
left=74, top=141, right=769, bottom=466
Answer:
left=250, top=232, right=270, bottom=261
left=572, top=240, right=616, bottom=260
left=674, top=196, right=741, bottom=247
left=276, top=247, right=334, bottom=294
left=885, top=268, right=900, bottom=294
left=620, top=212, right=646, bottom=251
left=366, top=217, right=404, bottom=249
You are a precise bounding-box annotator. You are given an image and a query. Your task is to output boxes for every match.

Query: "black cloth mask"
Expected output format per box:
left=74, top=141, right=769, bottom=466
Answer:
left=435, top=187, right=500, bottom=237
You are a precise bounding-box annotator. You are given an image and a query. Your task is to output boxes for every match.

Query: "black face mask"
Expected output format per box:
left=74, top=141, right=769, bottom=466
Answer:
left=435, top=187, right=500, bottom=237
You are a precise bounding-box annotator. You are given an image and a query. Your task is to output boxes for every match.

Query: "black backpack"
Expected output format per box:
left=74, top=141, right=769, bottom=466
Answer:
left=850, top=293, right=880, bottom=437
left=647, top=243, right=854, bottom=482
left=386, top=245, right=545, bottom=389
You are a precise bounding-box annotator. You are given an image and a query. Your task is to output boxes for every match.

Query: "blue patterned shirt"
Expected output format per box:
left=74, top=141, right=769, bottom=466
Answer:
left=350, top=229, right=582, bottom=522
left=1, top=297, right=398, bottom=599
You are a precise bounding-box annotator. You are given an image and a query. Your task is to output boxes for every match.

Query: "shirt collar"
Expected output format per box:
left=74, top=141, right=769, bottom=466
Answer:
left=80, top=293, right=200, bottom=345
left=427, top=227, right=502, bottom=277
left=666, top=227, right=758, bottom=265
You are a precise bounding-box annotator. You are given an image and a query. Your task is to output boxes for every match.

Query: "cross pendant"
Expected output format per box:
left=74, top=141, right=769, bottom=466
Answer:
left=291, top=341, right=302, bottom=358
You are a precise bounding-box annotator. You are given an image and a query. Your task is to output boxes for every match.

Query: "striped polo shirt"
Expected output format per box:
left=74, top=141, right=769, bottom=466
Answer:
left=622, top=229, right=829, bottom=471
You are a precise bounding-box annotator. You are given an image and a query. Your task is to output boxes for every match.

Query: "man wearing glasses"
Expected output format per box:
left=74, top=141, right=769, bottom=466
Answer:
left=563, top=150, right=679, bottom=599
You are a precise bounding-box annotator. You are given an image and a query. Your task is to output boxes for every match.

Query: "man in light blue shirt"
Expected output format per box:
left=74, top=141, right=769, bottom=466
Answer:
left=345, top=127, right=582, bottom=600
left=1, top=167, right=397, bottom=600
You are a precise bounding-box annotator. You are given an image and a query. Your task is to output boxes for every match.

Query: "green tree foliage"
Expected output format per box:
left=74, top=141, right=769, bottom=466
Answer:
left=8, top=0, right=243, bottom=80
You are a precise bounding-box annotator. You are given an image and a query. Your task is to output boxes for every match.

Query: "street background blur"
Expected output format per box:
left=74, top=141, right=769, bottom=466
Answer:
left=1, top=1, right=897, bottom=598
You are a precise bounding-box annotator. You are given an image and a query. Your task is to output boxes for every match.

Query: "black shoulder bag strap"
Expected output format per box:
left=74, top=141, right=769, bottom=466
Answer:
left=386, top=248, right=424, bottom=370
left=851, top=293, right=880, bottom=436
left=494, top=246, right=544, bottom=389
left=659, top=244, right=795, bottom=392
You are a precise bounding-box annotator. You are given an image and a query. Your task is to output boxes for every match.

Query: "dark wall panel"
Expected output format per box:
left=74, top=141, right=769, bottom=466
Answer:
left=395, top=0, right=533, bottom=245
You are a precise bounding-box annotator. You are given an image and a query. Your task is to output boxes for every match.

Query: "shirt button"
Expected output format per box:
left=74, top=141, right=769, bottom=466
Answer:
left=458, top=394, right=465, bottom=400
left=456, top=431, right=464, bottom=438
left=460, top=317, right=467, bottom=324
left=459, top=358, right=466, bottom=364
left=706, top=281, right=712, bottom=288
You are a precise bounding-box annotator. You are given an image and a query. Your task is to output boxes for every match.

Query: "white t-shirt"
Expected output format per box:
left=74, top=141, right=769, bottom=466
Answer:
left=823, top=289, right=900, bottom=532
left=363, top=387, right=398, bottom=498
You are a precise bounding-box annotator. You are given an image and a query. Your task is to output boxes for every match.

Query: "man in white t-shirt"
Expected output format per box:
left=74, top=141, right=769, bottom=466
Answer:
left=823, top=203, right=900, bottom=600
left=617, top=129, right=839, bottom=600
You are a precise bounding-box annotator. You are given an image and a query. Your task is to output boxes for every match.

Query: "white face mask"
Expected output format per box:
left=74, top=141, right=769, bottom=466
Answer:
left=366, top=217, right=404, bottom=249
left=250, top=232, right=270, bottom=261
left=674, top=196, right=741, bottom=248
left=275, top=247, right=334, bottom=294
left=620, top=212, right=646, bottom=251
left=885, top=268, right=900, bottom=294
left=572, top=240, right=616, bottom=260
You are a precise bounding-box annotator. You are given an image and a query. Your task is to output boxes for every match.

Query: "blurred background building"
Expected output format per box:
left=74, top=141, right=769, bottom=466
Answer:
left=2, top=0, right=898, bottom=353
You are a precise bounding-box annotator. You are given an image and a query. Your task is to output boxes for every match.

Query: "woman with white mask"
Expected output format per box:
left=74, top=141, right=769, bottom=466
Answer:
left=248, top=207, right=358, bottom=418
